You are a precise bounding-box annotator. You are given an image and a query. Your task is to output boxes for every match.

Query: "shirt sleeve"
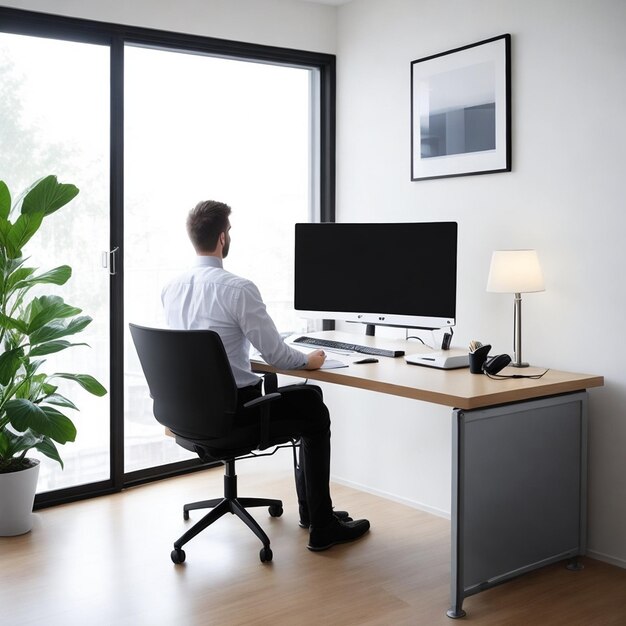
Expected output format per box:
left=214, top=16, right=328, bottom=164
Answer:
left=233, top=279, right=308, bottom=370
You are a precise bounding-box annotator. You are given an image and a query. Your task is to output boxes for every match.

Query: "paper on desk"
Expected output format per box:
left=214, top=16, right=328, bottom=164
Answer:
left=320, top=359, right=348, bottom=369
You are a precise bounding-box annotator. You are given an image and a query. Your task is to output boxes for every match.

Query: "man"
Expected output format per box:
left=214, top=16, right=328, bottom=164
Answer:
left=162, top=200, right=370, bottom=551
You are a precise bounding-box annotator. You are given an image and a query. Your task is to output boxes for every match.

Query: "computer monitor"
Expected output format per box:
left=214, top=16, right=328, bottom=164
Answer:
left=294, top=222, right=458, bottom=332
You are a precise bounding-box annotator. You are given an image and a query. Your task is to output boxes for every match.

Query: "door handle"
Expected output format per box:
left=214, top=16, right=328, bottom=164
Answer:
left=102, top=247, right=119, bottom=275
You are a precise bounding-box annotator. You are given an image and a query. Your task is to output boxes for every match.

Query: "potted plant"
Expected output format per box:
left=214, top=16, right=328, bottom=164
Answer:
left=0, top=175, right=107, bottom=535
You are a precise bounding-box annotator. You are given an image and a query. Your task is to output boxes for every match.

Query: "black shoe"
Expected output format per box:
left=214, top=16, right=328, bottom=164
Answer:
left=307, top=517, right=370, bottom=551
left=299, top=510, right=352, bottom=529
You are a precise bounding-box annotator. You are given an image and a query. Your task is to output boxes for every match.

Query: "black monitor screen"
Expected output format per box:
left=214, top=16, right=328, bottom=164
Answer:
left=294, top=222, right=458, bottom=330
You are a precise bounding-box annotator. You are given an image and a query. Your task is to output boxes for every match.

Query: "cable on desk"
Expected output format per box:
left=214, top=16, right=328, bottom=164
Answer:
left=405, top=327, right=453, bottom=350
left=485, top=369, right=550, bottom=381
left=405, top=335, right=426, bottom=345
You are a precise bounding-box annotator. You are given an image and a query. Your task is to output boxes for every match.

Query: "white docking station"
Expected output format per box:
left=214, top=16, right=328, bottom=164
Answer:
left=405, top=349, right=470, bottom=370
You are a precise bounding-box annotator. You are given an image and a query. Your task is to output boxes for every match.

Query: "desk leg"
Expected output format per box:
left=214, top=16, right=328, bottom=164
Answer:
left=447, top=409, right=466, bottom=619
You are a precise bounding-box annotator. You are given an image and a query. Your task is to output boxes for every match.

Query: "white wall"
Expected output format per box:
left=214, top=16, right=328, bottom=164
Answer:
left=3, top=0, right=625, bottom=567
left=332, top=0, right=626, bottom=567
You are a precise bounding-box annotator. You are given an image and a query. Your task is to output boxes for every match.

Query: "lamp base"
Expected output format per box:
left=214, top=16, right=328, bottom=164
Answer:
left=511, top=361, right=529, bottom=368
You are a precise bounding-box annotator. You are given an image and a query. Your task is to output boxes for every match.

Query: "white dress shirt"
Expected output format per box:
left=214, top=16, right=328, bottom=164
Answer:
left=161, top=256, right=307, bottom=387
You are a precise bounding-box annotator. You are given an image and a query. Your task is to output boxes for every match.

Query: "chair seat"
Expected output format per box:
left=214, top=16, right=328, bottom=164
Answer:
left=174, top=434, right=256, bottom=461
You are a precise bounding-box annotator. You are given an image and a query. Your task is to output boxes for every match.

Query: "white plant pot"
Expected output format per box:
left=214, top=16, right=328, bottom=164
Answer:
left=0, top=459, right=40, bottom=536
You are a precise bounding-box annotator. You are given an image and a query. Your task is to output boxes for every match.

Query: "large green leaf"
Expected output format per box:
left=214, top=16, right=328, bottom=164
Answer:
left=34, top=436, right=63, bottom=468
left=29, top=340, right=88, bottom=356
left=0, top=347, right=23, bottom=386
left=14, top=265, right=72, bottom=291
left=27, top=295, right=82, bottom=332
left=54, top=373, right=107, bottom=397
left=5, top=211, right=45, bottom=258
left=4, top=399, right=77, bottom=443
left=0, top=181, right=10, bottom=220
left=21, top=175, right=79, bottom=217
left=42, top=392, right=78, bottom=411
left=28, top=315, right=92, bottom=345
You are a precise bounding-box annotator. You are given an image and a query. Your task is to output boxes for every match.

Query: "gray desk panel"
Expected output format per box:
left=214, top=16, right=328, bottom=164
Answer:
left=450, top=392, right=587, bottom=615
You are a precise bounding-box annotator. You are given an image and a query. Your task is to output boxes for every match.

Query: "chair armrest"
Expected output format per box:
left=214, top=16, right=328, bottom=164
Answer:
left=243, top=392, right=281, bottom=410
left=243, top=392, right=282, bottom=449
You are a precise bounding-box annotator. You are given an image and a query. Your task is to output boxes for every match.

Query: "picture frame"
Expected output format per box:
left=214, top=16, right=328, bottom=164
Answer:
left=411, top=34, right=511, bottom=181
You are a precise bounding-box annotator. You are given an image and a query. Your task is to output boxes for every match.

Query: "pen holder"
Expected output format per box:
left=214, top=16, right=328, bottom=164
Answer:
left=468, top=344, right=491, bottom=374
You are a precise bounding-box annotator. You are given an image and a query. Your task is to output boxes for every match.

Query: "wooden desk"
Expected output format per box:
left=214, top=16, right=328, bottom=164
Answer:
left=253, top=332, right=604, bottom=618
left=253, top=333, right=602, bottom=410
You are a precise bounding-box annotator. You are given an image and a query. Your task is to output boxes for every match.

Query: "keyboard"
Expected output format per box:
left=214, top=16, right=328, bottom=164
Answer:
left=292, top=336, right=405, bottom=358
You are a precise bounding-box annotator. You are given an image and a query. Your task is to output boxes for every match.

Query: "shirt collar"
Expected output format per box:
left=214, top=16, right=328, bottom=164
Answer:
left=194, top=255, right=223, bottom=269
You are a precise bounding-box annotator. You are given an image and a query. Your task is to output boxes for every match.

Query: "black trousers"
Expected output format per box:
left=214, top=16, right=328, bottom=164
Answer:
left=235, top=382, right=334, bottom=528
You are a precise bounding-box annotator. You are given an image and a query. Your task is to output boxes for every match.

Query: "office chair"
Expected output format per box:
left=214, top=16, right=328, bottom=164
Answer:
left=129, top=323, right=297, bottom=565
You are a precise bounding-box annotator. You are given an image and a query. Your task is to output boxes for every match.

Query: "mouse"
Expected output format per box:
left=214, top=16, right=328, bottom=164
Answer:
left=353, top=357, right=379, bottom=364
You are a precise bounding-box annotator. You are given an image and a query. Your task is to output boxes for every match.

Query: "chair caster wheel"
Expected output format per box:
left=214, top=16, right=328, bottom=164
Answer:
left=268, top=504, right=283, bottom=517
left=260, top=546, right=273, bottom=562
left=171, top=548, right=186, bottom=564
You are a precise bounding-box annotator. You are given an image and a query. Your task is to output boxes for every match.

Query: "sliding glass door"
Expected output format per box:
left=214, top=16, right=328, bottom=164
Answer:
left=0, top=32, right=111, bottom=492
left=123, top=45, right=316, bottom=472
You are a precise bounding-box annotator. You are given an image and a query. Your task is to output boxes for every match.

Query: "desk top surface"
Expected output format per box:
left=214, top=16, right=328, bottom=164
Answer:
left=252, top=331, right=604, bottom=410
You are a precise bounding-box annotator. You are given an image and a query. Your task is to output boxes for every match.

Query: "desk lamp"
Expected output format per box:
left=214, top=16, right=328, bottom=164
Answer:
left=486, top=250, right=545, bottom=368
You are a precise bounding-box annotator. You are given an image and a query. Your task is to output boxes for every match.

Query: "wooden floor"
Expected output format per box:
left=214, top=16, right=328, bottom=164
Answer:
left=1, top=459, right=624, bottom=626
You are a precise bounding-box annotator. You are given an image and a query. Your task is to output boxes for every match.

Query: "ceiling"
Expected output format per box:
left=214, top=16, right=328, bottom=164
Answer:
left=296, top=0, right=353, bottom=5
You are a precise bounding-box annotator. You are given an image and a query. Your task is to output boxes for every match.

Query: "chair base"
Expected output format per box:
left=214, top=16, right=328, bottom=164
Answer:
left=172, top=459, right=283, bottom=563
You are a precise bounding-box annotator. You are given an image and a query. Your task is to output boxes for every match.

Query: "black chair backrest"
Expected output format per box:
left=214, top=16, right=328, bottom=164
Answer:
left=129, top=324, right=239, bottom=440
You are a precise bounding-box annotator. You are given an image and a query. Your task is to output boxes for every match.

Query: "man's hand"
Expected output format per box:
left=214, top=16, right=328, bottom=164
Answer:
left=304, top=349, right=326, bottom=370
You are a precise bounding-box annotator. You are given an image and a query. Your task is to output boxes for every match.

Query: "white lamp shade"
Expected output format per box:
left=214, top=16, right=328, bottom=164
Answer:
left=486, top=250, right=545, bottom=293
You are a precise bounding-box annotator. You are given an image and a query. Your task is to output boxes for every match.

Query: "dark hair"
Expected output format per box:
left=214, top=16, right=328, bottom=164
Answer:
left=186, top=200, right=231, bottom=252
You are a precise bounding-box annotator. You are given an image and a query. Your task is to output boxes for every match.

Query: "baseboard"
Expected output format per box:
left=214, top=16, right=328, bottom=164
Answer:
left=586, top=549, right=626, bottom=569
left=331, top=476, right=626, bottom=569
left=331, top=475, right=450, bottom=520
left=330, top=477, right=626, bottom=569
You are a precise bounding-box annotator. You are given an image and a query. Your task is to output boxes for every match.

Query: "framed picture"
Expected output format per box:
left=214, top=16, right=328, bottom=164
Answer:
left=411, top=34, right=511, bottom=181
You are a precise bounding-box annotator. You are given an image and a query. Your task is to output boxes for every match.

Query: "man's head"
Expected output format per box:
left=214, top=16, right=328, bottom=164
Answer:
left=186, top=200, right=231, bottom=257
